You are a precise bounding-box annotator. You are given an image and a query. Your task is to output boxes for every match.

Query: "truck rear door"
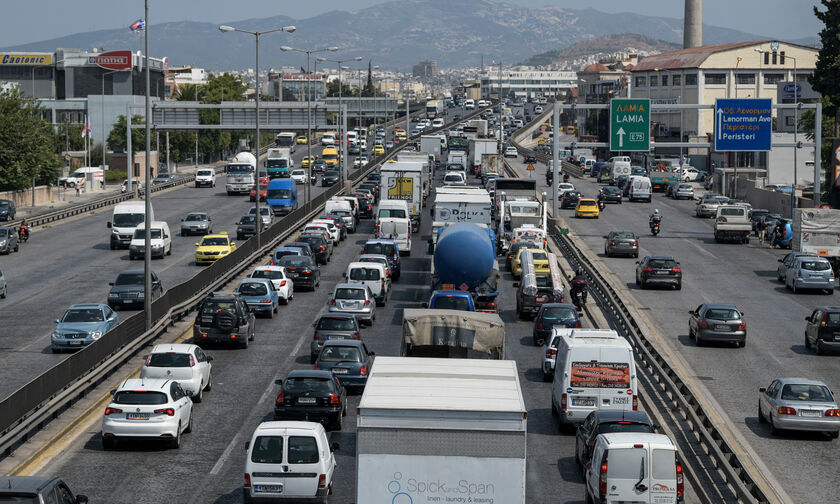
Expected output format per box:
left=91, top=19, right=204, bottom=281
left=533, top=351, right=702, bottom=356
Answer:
left=605, top=447, right=651, bottom=503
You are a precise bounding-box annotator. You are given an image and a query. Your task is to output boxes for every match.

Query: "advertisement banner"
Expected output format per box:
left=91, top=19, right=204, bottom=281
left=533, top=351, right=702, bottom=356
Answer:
left=570, top=361, right=630, bottom=389
left=387, top=177, right=414, bottom=201
left=0, top=53, right=52, bottom=66
left=357, top=454, right=524, bottom=503
left=93, top=50, right=132, bottom=71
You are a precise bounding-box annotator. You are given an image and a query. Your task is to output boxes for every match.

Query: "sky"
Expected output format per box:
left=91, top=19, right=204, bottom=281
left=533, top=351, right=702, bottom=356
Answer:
left=0, top=0, right=823, bottom=47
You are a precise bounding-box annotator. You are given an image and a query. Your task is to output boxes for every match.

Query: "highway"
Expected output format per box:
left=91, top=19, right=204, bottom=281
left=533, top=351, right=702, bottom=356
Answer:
left=505, top=149, right=838, bottom=503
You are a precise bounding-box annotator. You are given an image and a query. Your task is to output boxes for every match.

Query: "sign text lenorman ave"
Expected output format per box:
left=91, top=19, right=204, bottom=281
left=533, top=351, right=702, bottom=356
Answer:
left=610, top=98, right=650, bottom=152
left=714, top=98, right=772, bottom=152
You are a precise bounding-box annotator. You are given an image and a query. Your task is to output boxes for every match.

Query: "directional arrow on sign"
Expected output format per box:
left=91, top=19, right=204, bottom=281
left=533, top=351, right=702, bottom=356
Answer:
left=716, top=108, right=724, bottom=140
left=616, top=127, right=626, bottom=148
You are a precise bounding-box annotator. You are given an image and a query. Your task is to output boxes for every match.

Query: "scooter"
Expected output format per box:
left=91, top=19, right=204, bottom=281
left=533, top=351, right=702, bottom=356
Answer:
left=650, top=217, right=661, bottom=236
left=17, top=226, right=29, bottom=243
left=570, top=279, right=588, bottom=310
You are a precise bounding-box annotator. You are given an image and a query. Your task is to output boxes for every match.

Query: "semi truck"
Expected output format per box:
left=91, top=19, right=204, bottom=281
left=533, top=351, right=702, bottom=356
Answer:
left=469, top=138, right=497, bottom=175
left=420, top=135, right=442, bottom=167
left=265, top=148, right=292, bottom=178
left=355, top=357, right=526, bottom=503
left=395, top=153, right=432, bottom=202
left=431, top=222, right=499, bottom=312
left=380, top=162, right=424, bottom=232
left=225, top=151, right=257, bottom=195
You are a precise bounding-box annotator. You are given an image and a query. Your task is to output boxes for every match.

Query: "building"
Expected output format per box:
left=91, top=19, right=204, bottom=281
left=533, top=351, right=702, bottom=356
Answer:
left=412, top=60, right=438, bottom=78
left=264, top=71, right=326, bottom=102
left=164, top=65, right=207, bottom=98
left=478, top=70, right=577, bottom=100
left=576, top=63, right=630, bottom=104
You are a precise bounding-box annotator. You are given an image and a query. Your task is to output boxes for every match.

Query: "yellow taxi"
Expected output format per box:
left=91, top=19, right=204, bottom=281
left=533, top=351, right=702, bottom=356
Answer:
left=301, top=155, right=315, bottom=169
left=394, top=129, right=407, bottom=140
left=575, top=198, right=600, bottom=218
left=512, top=247, right=550, bottom=278
left=321, top=147, right=339, bottom=167
left=194, top=232, right=236, bottom=265
left=296, top=134, right=308, bottom=144
left=537, top=138, right=548, bottom=146
left=373, top=144, right=385, bottom=155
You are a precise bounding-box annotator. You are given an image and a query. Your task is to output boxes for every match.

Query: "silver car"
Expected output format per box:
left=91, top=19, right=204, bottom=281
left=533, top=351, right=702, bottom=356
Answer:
left=604, top=231, right=639, bottom=258
left=758, top=377, right=840, bottom=439
left=777, top=251, right=816, bottom=283
left=785, top=256, right=835, bottom=294
left=695, top=194, right=729, bottom=218
left=248, top=206, right=274, bottom=227
left=180, top=212, right=212, bottom=236
left=0, top=226, right=19, bottom=254
left=327, top=283, right=376, bottom=326
left=688, top=303, right=746, bottom=347
left=673, top=183, right=695, bottom=200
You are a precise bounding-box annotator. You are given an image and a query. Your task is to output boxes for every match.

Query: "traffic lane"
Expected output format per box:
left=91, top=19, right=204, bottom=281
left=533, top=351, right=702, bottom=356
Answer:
left=507, top=157, right=840, bottom=503
left=39, top=219, right=376, bottom=504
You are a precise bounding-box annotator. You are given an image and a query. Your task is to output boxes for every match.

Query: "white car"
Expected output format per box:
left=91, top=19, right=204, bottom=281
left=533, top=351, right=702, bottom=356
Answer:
left=141, top=344, right=213, bottom=402
left=250, top=266, right=294, bottom=303
left=443, top=172, right=467, bottom=186
left=320, top=133, right=335, bottom=146
left=194, top=168, right=216, bottom=188
left=290, top=169, right=307, bottom=184
left=354, top=156, right=369, bottom=167
left=677, top=166, right=700, bottom=181
left=310, top=219, right=341, bottom=244
left=304, top=222, right=339, bottom=245
left=102, top=378, right=194, bottom=449
left=557, top=182, right=575, bottom=196
left=432, top=118, right=445, bottom=128
left=534, top=105, right=544, bottom=113
left=504, top=146, right=518, bottom=158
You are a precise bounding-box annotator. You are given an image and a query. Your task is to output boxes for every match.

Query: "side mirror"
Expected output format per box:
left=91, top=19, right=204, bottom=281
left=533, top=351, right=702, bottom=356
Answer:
left=688, top=310, right=694, bottom=315
left=244, top=441, right=250, bottom=450
left=110, top=389, right=116, bottom=396
left=54, top=318, right=60, bottom=324
left=331, top=442, right=340, bottom=452
left=805, top=316, right=811, bottom=321
left=195, top=243, right=200, bottom=246
left=207, top=356, right=214, bottom=362
left=369, top=351, right=376, bottom=356
left=181, top=218, right=184, bottom=222
left=652, top=423, right=661, bottom=431
left=106, top=222, right=112, bottom=228
left=759, top=387, right=766, bottom=393
left=109, top=282, right=115, bottom=286
left=513, top=282, right=520, bottom=288
left=275, top=379, right=283, bottom=386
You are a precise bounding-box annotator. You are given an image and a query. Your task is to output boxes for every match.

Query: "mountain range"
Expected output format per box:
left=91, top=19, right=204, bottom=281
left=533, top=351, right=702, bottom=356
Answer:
left=1, top=0, right=817, bottom=71
left=521, top=34, right=681, bottom=67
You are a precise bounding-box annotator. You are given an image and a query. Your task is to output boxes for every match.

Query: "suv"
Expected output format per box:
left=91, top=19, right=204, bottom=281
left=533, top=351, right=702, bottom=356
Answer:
left=635, top=255, right=682, bottom=290
left=0, top=477, right=88, bottom=503
left=193, top=292, right=256, bottom=348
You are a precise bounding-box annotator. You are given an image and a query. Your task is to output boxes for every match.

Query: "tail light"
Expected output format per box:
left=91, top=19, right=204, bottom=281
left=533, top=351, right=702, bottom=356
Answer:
left=560, top=393, right=567, bottom=410
left=189, top=354, right=196, bottom=367
left=545, top=348, right=556, bottom=359
left=104, top=407, right=123, bottom=415
left=825, top=409, right=840, bottom=417
left=822, top=312, right=828, bottom=326
left=609, top=241, right=615, bottom=246
left=599, top=461, right=608, bottom=496
left=364, top=299, right=371, bottom=306
left=353, top=331, right=360, bottom=339
left=575, top=321, right=582, bottom=328
left=738, top=321, right=747, bottom=331
left=270, top=259, right=275, bottom=265
left=360, top=365, right=368, bottom=376
left=244, top=473, right=252, bottom=489
left=536, top=321, right=544, bottom=330
left=154, top=408, right=175, bottom=416
left=381, top=279, right=386, bottom=290
left=144, top=354, right=152, bottom=366
left=345, top=275, right=349, bottom=282
left=261, top=298, right=271, bottom=304
left=314, top=364, right=321, bottom=370
left=643, top=266, right=653, bottom=272
left=239, top=319, right=247, bottom=327
left=698, top=319, right=709, bottom=329
left=634, top=240, right=639, bottom=247
left=329, top=299, right=336, bottom=305
left=329, top=393, right=340, bottom=406
left=313, top=330, right=319, bottom=340
left=778, top=406, right=797, bottom=415
left=672, top=267, right=682, bottom=273
left=320, top=245, right=326, bottom=251
left=302, top=268, right=312, bottom=274
left=797, top=270, right=803, bottom=278
left=632, top=395, right=638, bottom=411
left=318, top=474, right=327, bottom=490
left=676, top=463, right=684, bottom=498
left=280, top=280, right=287, bottom=287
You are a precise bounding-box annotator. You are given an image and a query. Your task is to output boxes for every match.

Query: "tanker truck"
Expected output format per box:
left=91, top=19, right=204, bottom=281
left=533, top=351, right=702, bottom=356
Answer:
left=431, top=222, right=500, bottom=313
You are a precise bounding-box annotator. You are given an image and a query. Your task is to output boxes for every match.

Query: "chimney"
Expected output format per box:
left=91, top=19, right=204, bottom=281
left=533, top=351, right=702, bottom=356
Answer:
left=683, top=0, right=702, bottom=48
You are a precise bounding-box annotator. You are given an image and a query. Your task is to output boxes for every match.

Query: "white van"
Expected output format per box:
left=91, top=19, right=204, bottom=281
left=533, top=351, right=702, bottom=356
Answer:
left=377, top=217, right=411, bottom=256
left=109, top=201, right=154, bottom=250
left=609, top=157, right=632, bottom=184
left=195, top=168, right=216, bottom=188
left=325, top=198, right=355, bottom=233
left=346, top=131, right=358, bottom=146
left=376, top=200, right=409, bottom=224
left=129, top=221, right=172, bottom=259
left=551, top=329, right=638, bottom=425
left=345, top=261, right=389, bottom=305
left=628, top=176, right=652, bottom=202
left=584, top=432, right=683, bottom=504
left=464, top=99, right=475, bottom=110
left=320, top=132, right=336, bottom=146
left=244, top=421, right=338, bottom=502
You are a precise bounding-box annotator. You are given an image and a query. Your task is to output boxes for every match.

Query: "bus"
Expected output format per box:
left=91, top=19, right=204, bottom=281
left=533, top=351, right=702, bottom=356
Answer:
left=275, top=132, right=297, bottom=153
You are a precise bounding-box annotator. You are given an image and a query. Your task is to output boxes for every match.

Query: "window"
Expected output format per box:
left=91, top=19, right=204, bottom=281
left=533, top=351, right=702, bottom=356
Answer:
left=672, top=74, right=681, bottom=86
left=251, top=436, right=284, bottom=463
left=661, top=75, right=669, bottom=87
left=780, top=51, right=785, bottom=65
left=635, top=76, right=646, bottom=88
left=764, top=73, right=784, bottom=85
left=685, top=74, right=697, bottom=86
left=780, top=384, right=833, bottom=402
left=288, top=436, right=319, bottom=464
left=705, top=73, right=726, bottom=86
left=764, top=52, right=770, bottom=65
left=652, top=449, right=676, bottom=479
left=736, top=73, right=755, bottom=85
left=772, top=52, right=777, bottom=65
left=606, top=448, right=646, bottom=479
left=649, top=75, right=658, bottom=87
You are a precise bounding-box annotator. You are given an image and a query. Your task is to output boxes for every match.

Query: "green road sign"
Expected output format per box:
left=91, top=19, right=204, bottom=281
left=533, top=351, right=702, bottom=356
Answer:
left=610, top=98, right=650, bottom=152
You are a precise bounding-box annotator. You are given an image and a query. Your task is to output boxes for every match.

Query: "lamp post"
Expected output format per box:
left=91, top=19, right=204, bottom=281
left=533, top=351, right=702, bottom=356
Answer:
left=281, top=45, right=339, bottom=206
left=143, top=0, right=152, bottom=331
left=100, top=69, right=121, bottom=190
left=221, top=24, right=295, bottom=245
left=317, top=56, right=362, bottom=180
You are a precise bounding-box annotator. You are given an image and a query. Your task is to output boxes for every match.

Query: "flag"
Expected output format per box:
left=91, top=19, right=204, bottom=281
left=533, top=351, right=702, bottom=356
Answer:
left=300, top=66, right=307, bottom=74
left=130, top=19, right=145, bottom=32
left=81, top=116, right=91, bottom=138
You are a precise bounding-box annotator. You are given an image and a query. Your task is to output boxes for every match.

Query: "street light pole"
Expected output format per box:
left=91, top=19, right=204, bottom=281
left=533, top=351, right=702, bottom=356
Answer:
left=791, top=55, right=799, bottom=218
left=143, top=0, right=152, bottom=332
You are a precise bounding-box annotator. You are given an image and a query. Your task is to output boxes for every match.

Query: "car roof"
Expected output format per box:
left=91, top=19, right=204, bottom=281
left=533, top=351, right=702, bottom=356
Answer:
left=253, top=420, right=325, bottom=435
left=702, top=303, right=739, bottom=310
left=598, top=432, right=676, bottom=448
left=316, top=312, right=356, bottom=320
left=239, top=278, right=273, bottom=286
left=335, top=282, right=367, bottom=290
left=647, top=255, right=675, bottom=260
left=202, top=233, right=229, bottom=239
left=815, top=306, right=840, bottom=312
left=67, top=303, right=106, bottom=310
left=254, top=265, right=285, bottom=271
left=118, top=269, right=145, bottom=275
left=322, top=339, right=365, bottom=348
left=286, top=369, right=335, bottom=380
left=589, top=410, right=652, bottom=424
left=539, top=303, right=577, bottom=311
left=775, top=377, right=831, bottom=387
left=432, top=290, right=472, bottom=297
left=119, top=377, right=170, bottom=390
left=151, top=343, right=198, bottom=354
left=0, top=476, right=61, bottom=493
left=366, top=238, right=398, bottom=245
left=348, top=261, right=385, bottom=270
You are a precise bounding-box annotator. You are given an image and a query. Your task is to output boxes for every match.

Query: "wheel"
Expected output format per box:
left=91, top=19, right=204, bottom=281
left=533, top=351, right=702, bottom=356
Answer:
left=331, top=411, right=343, bottom=431
left=167, top=245, right=172, bottom=256
left=110, top=242, right=116, bottom=250
left=829, top=431, right=839, bottom=440
left=635, top=274, right=640, bottom=286
left=14, top=243, right=18, bottom=252
left=675, top=281, right=682, bottom=291
left=267, top=307, right=273, bottom=319
left=634, top=252, right=639, bottom=258
left=205, top=372, right=212, bottom=391
left=804, top=333, right=811, bottom=349
left=737, top=340, right=746, bottom=348
left=815, top=340, right=823, bottom=355
left=310, top=353, right=317, bottom=364
left=689, top=325, right=695, bottom=340
left=184, top=411, right=194, bottom=433
left=193, top=385, right=203, bottom=403
left=542, top=371, right=551, bottom=383
left=584, top=488, right=595, bottom=504
left=696, top=333, right=703, bottom=346
left=169, top=425, right=182, bottom=448
left=551, top=397, right=559, bottom=417
left=0, top=286, right=5, bottom=298
left=758, top=401, right=766, bottom=423
left=770, top=415, right=781, bottom=436
left=792, top=282, right=798, bottom=294
left=828, top=289, right=835, bottom=295
left=102, top=437, right=115, bottom=450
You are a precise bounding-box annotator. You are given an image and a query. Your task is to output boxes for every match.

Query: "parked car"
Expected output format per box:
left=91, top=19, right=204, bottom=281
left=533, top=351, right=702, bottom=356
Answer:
left=102, top=378, right=193, bottom=449
left=635, top=255, right=682, bottom=290
left=533, top=303, right=580, bottom=346
left=314, top=339, right=375, bottom=392
left=604, top=231, right=639, bottom=258
left=250, top=265, right=294, bottom=303
left=236, top=278, right=280, bottom=318
left=273, top=370, right=347, bottom=429
left=192, top=291, right=255, bottom=348
left=51, top=304, right=119, bottom=353
left=0, top=477, right=87, bottom=503
left=141, top=343, right=213, bottom=402
left=327, top=283, right=376, bottom=326
left=758, top=377, right=840, bottom=439
left=688, top=302, right=746, bottom=347
left=575, top=410, right=656, bottom=469
left=107, top=269, right=163, bottom=310
left=785, top=256, right=835, bottom=294
left=696, top=193, right=729, bottom=218
left=804, top=307, right=840, bottom=354
left=777, top=251, right=817, bottom=284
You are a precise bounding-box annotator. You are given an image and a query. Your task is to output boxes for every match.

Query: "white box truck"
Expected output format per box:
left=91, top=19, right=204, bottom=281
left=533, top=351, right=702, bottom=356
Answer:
left=434, top=192, right=492, bottom=225
left=420, top=135, right=442, bottom=166
left=793, top=208, right=840, bottom=258
left=356, top=357, right=527, bottom=504
left=469, top=138, right=497, bottom=174
left=380, top=162, right=424, bottom=232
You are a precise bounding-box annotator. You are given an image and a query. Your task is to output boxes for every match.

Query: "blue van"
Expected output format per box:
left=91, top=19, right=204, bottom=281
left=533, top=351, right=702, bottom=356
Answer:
left=267, top=179, right=298, bottom=216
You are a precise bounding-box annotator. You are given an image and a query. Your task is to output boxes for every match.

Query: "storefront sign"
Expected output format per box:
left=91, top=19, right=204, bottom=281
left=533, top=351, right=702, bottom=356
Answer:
left=0, top=53, right=52, bottom=65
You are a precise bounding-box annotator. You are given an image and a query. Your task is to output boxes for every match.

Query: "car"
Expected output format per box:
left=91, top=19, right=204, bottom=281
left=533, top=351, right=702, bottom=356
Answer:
left=243, top=421, right=339, bottom=502
left=505, top=241, right=538, bottom=271
left=575, top=198, right=599, bottom=218
left=349, top=193, right=374, bottom=218
left=236, top=215, right=267, bottom=241
left=0, top=199, right=16, bottom=220
left=677, top=166, right=701, bottom=181
left=152, top=173, right=174, bottom=184
left=296, top=134, right=308, bottom=144
left=758, top=377, right=840, bottom=439
left=688, top=302, right=746, bottom=347
left=635, top=255, right=682, bottom=290
left=180, top=212, right=212, bottom=236
left=0, top=267, right=5, bottom=299
left=443, top=172, right=466, bottom=186
left=575, top=410, right=656, bottom=468
left=273, top=370, right=347, bottom=429
left=298, top=233, right=332, bottom=265
left=107, top=269, right=164, bottom=310
left=673, top=183, right=695, bottom=200
left=141, top=343, right=213, bottom=403
left=327, top=283, right=376, bottom=326
left=373, top=144, right=385, bottom=155
left=51, top=304, right=119, bottom=353
left=236, top=278, right=280, bottom=318
left=358, top=253, right=394, bottom=281
left=270, top=247, right=301, bottom=266
left=777, top=251, right=818, bottom=283
left=314, top=339, right=375, bottom=392
left=321, top=170, right=340, bottom=187
left=557, top=182, right=575, bottom=197
left=194, top=232, right=236, bottom=265
left=385, top=140, right=394, bottom=149
left=290, top=169, right=307, bottom=184
left=604, top=230, right=639, bottom=258
left=249, top=266, right=294, bottom=303
left=354, top=155, right=370, bottom=167
left=248, top=206, right=274, bottom=227
left=317, top=214, right=347, bottom=240
left=310, top=313, right=362, bottom=363
left=301, top=155, right=315, bottom=169
left=348, top=142, right=360, bottom=155
left=533, top=303, right=580, bottom=346
left=523, top=154, right=537, bottom=164
left=278, top=255, right=320, bottom=291
left=121, top=179, right=143, bottom=193
left=362, top=239, right=400, bottom=280
left=696, top=193, right=730, bottom=218
left=432, top=118, right=445, bottom=128
left=249, top=181, right=268, bottom=202
left=194, top=168, right=216, bottom=187
left=308, top=220, right=341, bottom=245
left=785, top=256, right=835, bottom=294
left=102, top=377, right=193, bottom=449
left=0, top=226, right=19, bottom=254
left=596, top=186, right=621, bottom=205
left=804, top=307, right=840, bottom=354
left=193, top=291, right=256, bottom=348
left=0, top=476, right=88, bottom=503
left=534, top=105, right=543, bottom=113
left=504, top=146, right=518, bottom=158
left=560, top=190, right=582, bottom=209
left=513, top=247, right=550, bottom=278
left=311, top=158, right=328, bottom=174
left=426, top=290, right=475, bottom=311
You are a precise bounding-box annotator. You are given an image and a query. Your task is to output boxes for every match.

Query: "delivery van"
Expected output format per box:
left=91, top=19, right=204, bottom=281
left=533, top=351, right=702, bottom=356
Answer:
left=129, top=221, right=172, bottom=259
left=266, top=179, right=298, bottom=215
left=376, top=200, right=409, bottom=223
left=551, top=329, right=637, bottom=426
left=376, top=217, right=411, bottom=256
left=628, top=176, right=652, bottom=202
left=108, top=201, right=154, bottom=250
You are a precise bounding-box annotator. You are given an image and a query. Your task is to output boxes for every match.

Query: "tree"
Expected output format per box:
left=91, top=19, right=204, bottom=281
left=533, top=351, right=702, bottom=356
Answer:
left=0, top=88, right=62, bottom=191
left=107, top=114, right=146, bottom=153
left=326, top=79, right=354, bottom=98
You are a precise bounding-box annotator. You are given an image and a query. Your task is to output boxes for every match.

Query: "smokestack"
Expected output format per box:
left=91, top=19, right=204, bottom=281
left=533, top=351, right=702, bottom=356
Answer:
left=684, top=0, right=702, bottom=48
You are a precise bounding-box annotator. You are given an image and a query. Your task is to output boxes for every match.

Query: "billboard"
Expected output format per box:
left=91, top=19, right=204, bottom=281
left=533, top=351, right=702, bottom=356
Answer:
left=93, top=51, right=132, bottom=71
left=0, top=53, right=52, bottom=66
left=570, top=361, right=630, bottom=388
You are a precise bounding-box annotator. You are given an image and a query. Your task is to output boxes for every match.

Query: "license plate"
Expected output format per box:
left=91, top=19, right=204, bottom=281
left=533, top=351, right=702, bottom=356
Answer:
left=715, top=324, right=731, bottom=331
left=801, top=410, right=821, bottom=417
left=572, top=398, right=595, bottom=407
left=655, top=269, right=670, bottom=275
left=332, top=368, right=349, bottom=375
left=254, top=485, right=282, bottom=493
left=126, top=413, right=149, bottom=420
left=201, top=317, right=213, bottom=324
left=69, top=341, right=82, bottom=346
left=613, top=397, right=629, bottom=404
left=328, top=335, right=348, bottom=340
left=297, top=397, right=317, bottom=404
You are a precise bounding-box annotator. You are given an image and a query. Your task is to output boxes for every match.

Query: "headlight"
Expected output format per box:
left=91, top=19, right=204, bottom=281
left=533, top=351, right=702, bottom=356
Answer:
left=90, top=331, right=103, bottom=339
left=112, top=229, right=119, bottom=235
left=0, top=240, right=6, bottom=246
left=51, top=332, right=60, bottom=339
left=108, top=293, right=119, bottom=299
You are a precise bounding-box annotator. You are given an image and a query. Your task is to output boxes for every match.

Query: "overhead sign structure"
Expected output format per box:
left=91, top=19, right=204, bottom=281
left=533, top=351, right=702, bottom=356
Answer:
left=610, top=98, right=650, bottom=152
left=93, top=50, right=132, bottom=71
left=714, top=98, right=772, bottom=152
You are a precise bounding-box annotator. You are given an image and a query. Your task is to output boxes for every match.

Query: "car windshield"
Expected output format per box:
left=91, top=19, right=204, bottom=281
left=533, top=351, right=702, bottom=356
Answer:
left=197, top=170, right=213, bottom=176
left=62, top=308, right=104, bottom=323
left=239, top=216, right=256, bottom=225
left=251, top=436, right=284, bottom=464
left=597, top=422, right=654, bottom=435
left=780, top=384, right=834, bottom=402
left=579, top=200, right=596, bottom=207
left=325, top=170, right=339, bottom=177
left=704, top=308, right=740, bottom=320
left=113, top=213, right=145, bottom=228
left=648, top=259, right=676, bottom=269
left=379, top=209, right=407, bottom=218
left=252, top=269, right=284, bottom=280
left=433, top=295, right=471, bottom=311
left=542, top=307, right=577, bottom=322
left=0, top=201, right=10, bottom=208
left=133, top=228, right=162, bottom=239
left=267, top=189, right=292, bottom=199
left=713, top=197, right=730, bottom=204
left=799, top=260, right=831, bottom=271
left=821, top=312, right=840, bottom=326
left=612, top=232, right=635, bottom=239
left=185, top=214, right=207, bottom=222
left=113, top=391, right=167, bottom=405
left=239, top=282, right=268, bottom=296
left=336, top=288, right=366, bottom=300
left=274, top=250, right=299, bottom=261
left=319, top=345, right=362, bottom=362
left=147, top=353, right=191, bottom=367
left=363, top=243, right=396, bottom=256
left=292, top=170, right=305, bottom=176
left=283, top=377, right=333, bottom=393
left=720, top=207, right=745, bottom=216
left=279, top=257, right=310, bottom=267
left=679, top=184, right=692, bottom=190
left=317, top=317, right=356, bottom=330
left=201, top=237, right=229, bottom=246
left=350, top=268, right=380, bottom=281
left=115, top=273, right=143, bottom=285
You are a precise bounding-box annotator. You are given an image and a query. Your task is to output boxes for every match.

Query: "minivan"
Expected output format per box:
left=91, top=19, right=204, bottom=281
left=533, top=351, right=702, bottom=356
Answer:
left=551, top=329, right=638, bottom=426
left=129, top=221, right=172, bottom=259
left=266, top=179, right=298, bottom=216
left=244, top=421, right=338, bottom=502
left=376, top=217, right=411, bottom=256
left=376, top=200, right=409, bottom=224
left=108, top=201, right=154, bottom=250
left=628, top=176, right=652, bottom=202
left=584, top=432, right=684, bottom=504
left=320, top=132, right=336, bottom=146
left=345, top=261, right=389, bottom=305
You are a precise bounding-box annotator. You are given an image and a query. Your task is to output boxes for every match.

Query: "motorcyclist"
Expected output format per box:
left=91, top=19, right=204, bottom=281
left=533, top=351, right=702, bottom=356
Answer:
left=649, top=209, right=662, bottom=230
left=571, top=269, right=586, bottom=288
left=18, top=218, right=29, bottom=241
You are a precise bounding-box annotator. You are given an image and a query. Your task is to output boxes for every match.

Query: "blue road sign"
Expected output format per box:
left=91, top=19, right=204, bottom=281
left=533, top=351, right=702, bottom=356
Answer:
left=714, top=98, right=772, bottom=152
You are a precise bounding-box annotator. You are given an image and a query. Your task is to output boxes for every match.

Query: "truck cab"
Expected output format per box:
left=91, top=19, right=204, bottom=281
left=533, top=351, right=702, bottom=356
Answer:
left=426, top=290, right=475, bottom=311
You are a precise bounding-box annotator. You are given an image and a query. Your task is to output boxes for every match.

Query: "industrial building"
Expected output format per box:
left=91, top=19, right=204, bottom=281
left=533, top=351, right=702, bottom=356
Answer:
left=479, top=70, right=577, bottom=100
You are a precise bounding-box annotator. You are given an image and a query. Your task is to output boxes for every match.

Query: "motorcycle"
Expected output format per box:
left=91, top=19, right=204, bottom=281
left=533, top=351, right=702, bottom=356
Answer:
left=18, top=225, right=29, bottom=242
left=597, top=196, right=606, bottom=211
left=650, top=217, right=661, bottom=236
left=570, top=278, right=588, bottom=310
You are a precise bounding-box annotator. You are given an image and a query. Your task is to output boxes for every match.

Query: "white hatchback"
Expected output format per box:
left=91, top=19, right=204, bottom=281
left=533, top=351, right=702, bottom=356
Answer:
left=250, top=266, right=294, bottom=303
left=102, top=378, right=193, bottom=449
left=141, top=344, right=213, bottom=402
left=558, top=182, right=575, bottom=196
left=290, top=169, right=307, bottom=184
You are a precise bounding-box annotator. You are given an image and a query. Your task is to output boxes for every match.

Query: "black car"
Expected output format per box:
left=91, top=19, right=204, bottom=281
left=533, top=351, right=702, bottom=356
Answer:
left=523, top=154, right=537, bottom=164
left=749, top=208, right=770, bottom=232
left=278, top=255, right=320, bottom=290
left=358, top=182, right=379, bottom=202
left=598, top=186, right=622, bottom=204
left=616, top=174, right=630, bottom=190
left=804, top=307, right=840, bottom=354
left=312, top=159, right=328, bottom=174
left=283, top=241, right=314, bottom=260
left=310, top=313, right=362, bottom=363
left=235, top=215, right=267, bottom=241
left=322, top=170, right=340, bottom=186
left=274, top=370, right=347, bottom=430
left=532, top=303, right=581, bottom=345
left=351, top=193, right=373, bottom=219
left=193, top=291, right=256, bottom=348
left=0, top=199, right=16, bottom=221
left=0, top=476, right=88, bottom=504
left=560, top=190, right=582, bottom=209
left=152, top=173, right=174, bottom=184
left=635, top=255, right=682, bottom=290
left=298, top=233, right=332, bottom=265
left=366, top=172, right=380, bottom=183
left=575, top=411, right=656, bottom=468
left=108, top=269, right=163, bottom=310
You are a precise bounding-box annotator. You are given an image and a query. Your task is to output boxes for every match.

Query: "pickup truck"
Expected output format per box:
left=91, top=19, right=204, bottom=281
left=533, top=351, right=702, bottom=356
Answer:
left=714, top=205, right=752, bottom=243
